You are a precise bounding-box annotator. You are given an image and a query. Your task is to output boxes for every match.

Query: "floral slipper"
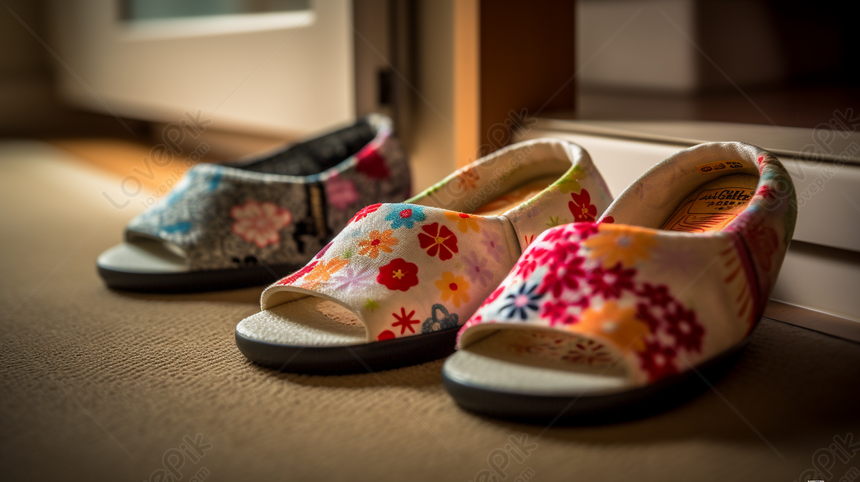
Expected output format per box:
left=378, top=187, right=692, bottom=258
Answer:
left=442, top=142, right=797, bottom=423
left=97, top=115, right=410, bottom=293
left=234, top=139, right=613, bottom=373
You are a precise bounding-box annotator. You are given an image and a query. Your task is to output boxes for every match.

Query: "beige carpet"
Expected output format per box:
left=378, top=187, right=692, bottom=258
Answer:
left=2, top=141, right=859, bottom=481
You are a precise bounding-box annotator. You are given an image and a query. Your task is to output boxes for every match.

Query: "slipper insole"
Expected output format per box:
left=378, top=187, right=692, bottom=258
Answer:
left=473, top=175, right=559, bottom=216
left=444, top=329, right=628, bottom=396
left=97, top=237, right=188, bottom=273
left=237, top=297, right=365, bottom=347
left=661, top=173, right=758, bottom=233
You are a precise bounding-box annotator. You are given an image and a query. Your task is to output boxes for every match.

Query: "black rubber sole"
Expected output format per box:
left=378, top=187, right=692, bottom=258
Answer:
left=442, top=341, right=747, bottom=425
left=235, top=327, right=460, bottom=375
left=97, top=263, right=301, bottom=294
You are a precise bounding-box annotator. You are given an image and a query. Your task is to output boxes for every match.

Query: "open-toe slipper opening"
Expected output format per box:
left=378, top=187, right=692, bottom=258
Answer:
left=98, top=233, right=189, bottom=274
left=236, top=289, right=463, bottom=374
left=447, top=324, right=634, bottom=397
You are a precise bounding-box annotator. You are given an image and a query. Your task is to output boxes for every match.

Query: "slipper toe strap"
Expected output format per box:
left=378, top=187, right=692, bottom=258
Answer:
left=459, top=221, right=765, bottom=387
left=126, top=164, right=328, bottom=271
left=262, top=203, right=519, bottom=343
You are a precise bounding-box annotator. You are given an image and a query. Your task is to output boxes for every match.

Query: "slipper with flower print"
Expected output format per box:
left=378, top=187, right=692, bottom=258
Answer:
left=97, top=115, right=410, bottom=293
left=442, top=142, right=797, bottom=423
left=234, top=139, right=614, bottom=374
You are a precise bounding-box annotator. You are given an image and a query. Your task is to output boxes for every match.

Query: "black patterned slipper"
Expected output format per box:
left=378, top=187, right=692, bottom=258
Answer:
left=97, top=115, right=411, bottom=293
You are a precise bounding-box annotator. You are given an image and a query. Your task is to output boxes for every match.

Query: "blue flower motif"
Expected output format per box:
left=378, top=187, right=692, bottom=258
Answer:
left=421, top=304, right=459, bottom=333
left=165, top=170, right=196, bottom=206
left=208, top=169, right=223, bottom=191
left=385, top=204, right=426, bottom=229
left=160, top=221, right=192, bottom=234
left=499, top=283, right=544, bottom=320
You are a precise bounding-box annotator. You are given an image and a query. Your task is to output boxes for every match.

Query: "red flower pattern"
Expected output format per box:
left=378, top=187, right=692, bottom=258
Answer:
left=481, top=285, right=505, bottom=309
left=514, top=253, right=540, bottom=279
left=638, top=283, right=673, bottom=308
left=468, top=221, right=713, bottom=384
left=572, top=222, right=600, bottom=238
left=539, top=256, right=585, bottom=297
left=568, top=189, right=597, bottom=222
left=523, top=234, right=535, bottom=247
left=356, top=147, right=390, bottom=180
left=377, top=258, right=419, bottom=291
left=391, top=307, right=419, bottom=335
left=664, top=303, right=704, bottom=353
left=540, top=299, right=579, bottom=326
left=278, top=261, right=317, bottom=286
left=587, top=263, right=636, bottom=299
left=349, top=203, right=381, bottom=224
left=638, top=340, right=679, bottom=381
left=756, top=185, right=776, bottom=200
left=417, top=223, right=458, bottom=260
left=541, top=228, right=570, bottom=243
left=230, top=200, right=293, bottom=248
left=315, top=241, right=333, bottom=260
left=635, top=303, right=661, bottom=331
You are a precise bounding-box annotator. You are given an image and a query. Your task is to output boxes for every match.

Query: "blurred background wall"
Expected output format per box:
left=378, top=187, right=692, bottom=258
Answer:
left=0, top=0, right=150, bottom=138
left=1, top=0, right=858, bottom=181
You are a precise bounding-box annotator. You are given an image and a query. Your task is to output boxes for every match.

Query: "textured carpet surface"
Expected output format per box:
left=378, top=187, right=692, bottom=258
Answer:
left=2, top=141, right=859, bottom=482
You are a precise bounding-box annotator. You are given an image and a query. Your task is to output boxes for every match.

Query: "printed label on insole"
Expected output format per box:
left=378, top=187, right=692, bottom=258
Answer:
left=690, top=187, right=755, bottom=214
left=664, top=187, right=755, bottom=233
left=696, top=159, right=746, bottom=173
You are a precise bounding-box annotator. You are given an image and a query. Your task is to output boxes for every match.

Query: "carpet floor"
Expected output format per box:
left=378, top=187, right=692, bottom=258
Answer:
left=2, top=141, right=858, bottom=481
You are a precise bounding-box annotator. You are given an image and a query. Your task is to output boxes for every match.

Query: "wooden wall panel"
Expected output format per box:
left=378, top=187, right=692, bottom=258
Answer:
left=478, top=0, right=576, bottom=155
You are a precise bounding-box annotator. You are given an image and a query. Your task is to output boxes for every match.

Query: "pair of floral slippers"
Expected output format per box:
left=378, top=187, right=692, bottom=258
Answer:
left=98, top=116, right=797, bottom=423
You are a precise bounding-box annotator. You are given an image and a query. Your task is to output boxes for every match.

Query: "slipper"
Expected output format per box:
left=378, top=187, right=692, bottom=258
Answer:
left=443, top=141, right=797, bottom=423
left=234, top=139, right=613, bottom=373
left=97, top=114, right=410, bottom=293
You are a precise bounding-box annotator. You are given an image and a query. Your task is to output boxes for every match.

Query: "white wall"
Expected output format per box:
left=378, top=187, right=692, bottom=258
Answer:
left=49, top=0, right=354, bottom=137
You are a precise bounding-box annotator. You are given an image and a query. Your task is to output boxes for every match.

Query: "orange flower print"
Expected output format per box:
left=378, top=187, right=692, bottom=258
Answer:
left=418, top=223, right=459, bottom=260
left=572, top=301, right=649, bottom=351
left=277, top=261, right=317, bottom=286
left=301, top=257, right=348, bottom=288
left=358, top=229, right=398, bottom=259
left=435, top=272, right=470, bottom=308
left=230, top=200, right=293, bottom=248
left=582, top=225, right=656, bottom=268
left=444, top=211, right=480, bottom=233
left=456, top=166, right=480, bottom=191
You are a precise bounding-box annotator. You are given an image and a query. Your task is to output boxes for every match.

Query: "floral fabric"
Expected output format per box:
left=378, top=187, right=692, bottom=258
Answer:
left=458, top=142, right=797, bottom=387
left=262, top=204, right=517, bottom=342
left=261, top=139, right=614, bottom=342
left=125, top=115, right=410, bottom=271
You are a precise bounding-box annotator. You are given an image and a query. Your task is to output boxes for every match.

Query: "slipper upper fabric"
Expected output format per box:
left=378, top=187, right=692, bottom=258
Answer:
left=259, top=139, right=613, bottom=343
left=457, top=141, right=797, bottom=387
left=124, top=115, right=410, bottom=271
